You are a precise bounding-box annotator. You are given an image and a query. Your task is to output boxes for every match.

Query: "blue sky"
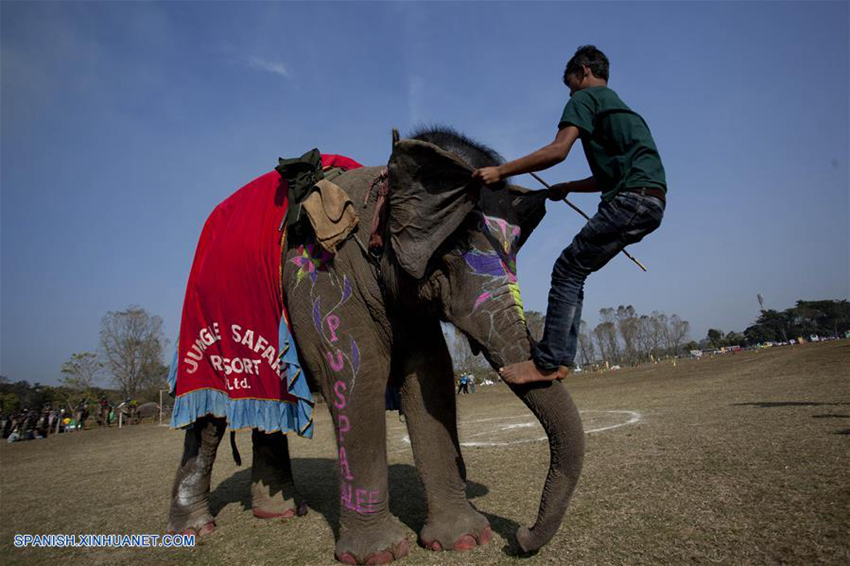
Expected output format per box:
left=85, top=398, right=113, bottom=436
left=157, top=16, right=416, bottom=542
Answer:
left=2, top=1, right=848, bottom=385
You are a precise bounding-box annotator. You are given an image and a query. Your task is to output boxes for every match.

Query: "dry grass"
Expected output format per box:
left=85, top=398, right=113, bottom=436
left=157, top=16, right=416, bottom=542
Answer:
left=1, top=340, right=848, bottom=565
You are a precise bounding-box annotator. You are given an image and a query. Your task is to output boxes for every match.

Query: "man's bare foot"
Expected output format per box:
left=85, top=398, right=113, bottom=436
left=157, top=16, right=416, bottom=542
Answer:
left=499, top=361, right=570, bottom=385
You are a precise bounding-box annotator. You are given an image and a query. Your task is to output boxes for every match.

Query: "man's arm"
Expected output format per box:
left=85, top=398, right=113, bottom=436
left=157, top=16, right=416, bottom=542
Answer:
left=547, top=176, right=599, bottom=200
left=473, top=125, right=580, bottom=185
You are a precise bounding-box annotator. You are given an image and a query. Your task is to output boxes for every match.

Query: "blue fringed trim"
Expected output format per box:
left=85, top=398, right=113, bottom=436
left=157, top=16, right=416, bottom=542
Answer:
left=170, top=388, right=313, bottom=436
left=170, top=387, right=229, bottom=428
left=278, top=315, right=314, bottom=435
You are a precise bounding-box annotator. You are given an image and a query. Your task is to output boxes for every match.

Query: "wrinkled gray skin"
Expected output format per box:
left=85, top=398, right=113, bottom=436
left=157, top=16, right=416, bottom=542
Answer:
left=166, top=131, right=585, bottom=563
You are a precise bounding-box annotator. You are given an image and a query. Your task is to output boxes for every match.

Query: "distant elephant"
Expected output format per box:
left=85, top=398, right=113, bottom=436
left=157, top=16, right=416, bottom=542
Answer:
left=166, top=128, right=585, bottom=564
left=133, top=402, right=160, bottom=423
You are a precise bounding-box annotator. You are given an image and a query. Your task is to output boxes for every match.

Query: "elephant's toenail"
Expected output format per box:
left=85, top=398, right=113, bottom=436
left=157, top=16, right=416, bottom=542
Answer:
left=365, top=551, right=394, bottom=565
left=453, top=534, right=477, bottom=551
left=479, top=526, right=493, bottom=545
left=337, top=553, right=358, bottom=565
left=394, top=539, right=409, bottom=558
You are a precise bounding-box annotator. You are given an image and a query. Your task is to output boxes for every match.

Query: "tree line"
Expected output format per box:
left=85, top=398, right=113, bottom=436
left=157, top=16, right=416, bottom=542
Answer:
left=705, top=300, right=849, bottom=348
left=445, top=306, right=691, bottom=372
left=1, top=306, right=170, bottom=414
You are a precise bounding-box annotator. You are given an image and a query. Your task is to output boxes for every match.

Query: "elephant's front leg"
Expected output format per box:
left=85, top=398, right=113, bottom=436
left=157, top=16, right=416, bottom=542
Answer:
left=251, top=430, right=308, bottom=519
left=320, top=351, right=409, bottom=564
left=399, top=320, right=491, bottom=552
left=166, top=416, right=226, bottom=536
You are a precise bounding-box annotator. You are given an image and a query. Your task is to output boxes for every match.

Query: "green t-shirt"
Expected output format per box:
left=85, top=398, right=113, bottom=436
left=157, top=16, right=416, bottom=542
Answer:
left=559, top=86, right=667, bottom=201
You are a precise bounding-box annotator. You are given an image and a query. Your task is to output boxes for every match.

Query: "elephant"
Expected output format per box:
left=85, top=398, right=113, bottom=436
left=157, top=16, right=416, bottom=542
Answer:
left=166, top=127, right=585, bottom=564
left=134, top=401, right=160, bottom=423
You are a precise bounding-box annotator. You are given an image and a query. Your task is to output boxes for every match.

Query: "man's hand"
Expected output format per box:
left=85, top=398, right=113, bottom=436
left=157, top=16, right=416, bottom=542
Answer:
left=472, top=166, right=503, bottom=185
left=547, top=182, right=571, bottom=201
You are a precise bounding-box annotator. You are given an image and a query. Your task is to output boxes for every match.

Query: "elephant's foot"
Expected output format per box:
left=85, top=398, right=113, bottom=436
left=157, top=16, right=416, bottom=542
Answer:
left=167, top=475, right=217, bottom=537
left=251, top=482, right=308, bottom=520
left=419, top=506, right=492, bottom=552
left=250, top=430, right=307, bottom=520
left=166, top=508, right=216, bottom=537
left=335, top=519, right=409, bottom=565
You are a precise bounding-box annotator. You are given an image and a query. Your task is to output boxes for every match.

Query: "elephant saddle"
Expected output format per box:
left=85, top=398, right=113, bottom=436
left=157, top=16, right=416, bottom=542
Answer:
left=168, top=153, right=362, bottom=435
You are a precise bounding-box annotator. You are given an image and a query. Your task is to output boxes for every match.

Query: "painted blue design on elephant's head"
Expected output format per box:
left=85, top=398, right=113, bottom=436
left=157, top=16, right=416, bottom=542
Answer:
left=479, top=213, right=521, bottom=273
left=312, top=297, right=323, bottom=334
left=350, top=338, right=360, bottom=375
left=341, top=276, right=352, bottom=305
left=459, top=213, right=525, bottom=319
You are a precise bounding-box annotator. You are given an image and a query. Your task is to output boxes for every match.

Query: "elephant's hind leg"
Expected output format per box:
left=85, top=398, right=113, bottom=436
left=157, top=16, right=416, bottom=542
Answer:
left=400, top=320, right=491, bottom=552
left=250, top=430, right=308, bottom=519
left=166, top=416, right=225, bottom=536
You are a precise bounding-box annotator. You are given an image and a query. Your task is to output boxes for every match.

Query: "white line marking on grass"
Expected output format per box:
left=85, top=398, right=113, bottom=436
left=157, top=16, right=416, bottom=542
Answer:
left=392, top=410, right=642, bottom=450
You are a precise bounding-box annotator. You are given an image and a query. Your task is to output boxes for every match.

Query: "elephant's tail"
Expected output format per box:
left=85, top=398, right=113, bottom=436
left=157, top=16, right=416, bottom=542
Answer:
left=230, top=430, right=242, bottom=466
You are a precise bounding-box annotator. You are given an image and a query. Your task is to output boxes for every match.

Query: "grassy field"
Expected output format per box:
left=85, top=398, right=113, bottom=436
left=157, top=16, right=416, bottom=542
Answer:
left=1, top=340, right=848, bottom=565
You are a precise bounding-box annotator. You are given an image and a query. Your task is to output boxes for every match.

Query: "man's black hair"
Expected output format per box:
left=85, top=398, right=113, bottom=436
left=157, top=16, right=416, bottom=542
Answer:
left=563, top=45, right=609, bottom=84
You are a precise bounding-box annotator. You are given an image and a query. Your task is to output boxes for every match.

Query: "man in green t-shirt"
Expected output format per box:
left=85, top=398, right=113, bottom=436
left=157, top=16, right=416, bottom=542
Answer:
left=472, top=45, right=666, bottom=384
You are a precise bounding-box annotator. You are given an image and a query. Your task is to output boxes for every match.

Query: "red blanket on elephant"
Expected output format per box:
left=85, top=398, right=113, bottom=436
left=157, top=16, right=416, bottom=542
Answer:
left=175, top=170, right=291, bottom=403
left=170, top=154, right=362, bottom=434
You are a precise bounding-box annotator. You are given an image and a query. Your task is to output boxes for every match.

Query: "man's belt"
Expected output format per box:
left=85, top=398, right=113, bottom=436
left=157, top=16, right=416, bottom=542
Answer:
left=622, top=186, right=666, bottom=202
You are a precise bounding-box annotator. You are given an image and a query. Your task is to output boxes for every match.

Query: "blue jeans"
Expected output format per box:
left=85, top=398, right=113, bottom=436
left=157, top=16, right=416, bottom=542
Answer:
left=532, top=191, right=665, bottom=370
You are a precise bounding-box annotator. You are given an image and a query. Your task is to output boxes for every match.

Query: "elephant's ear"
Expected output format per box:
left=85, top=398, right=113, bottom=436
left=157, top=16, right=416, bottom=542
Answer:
left=478, top=183, right=548, bottom=250
left=388, top=139, right=480, bottom=279
left=506, top=185, right=548, bottom=250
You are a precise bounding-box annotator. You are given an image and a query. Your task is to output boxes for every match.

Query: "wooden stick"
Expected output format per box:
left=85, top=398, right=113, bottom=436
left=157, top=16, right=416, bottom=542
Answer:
left=530, top=172, right=648, bottom=272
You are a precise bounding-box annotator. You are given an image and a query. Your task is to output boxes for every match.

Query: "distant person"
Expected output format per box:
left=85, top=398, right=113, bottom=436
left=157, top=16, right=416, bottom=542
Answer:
left=99, top=396, right=111, bottom=427
left=457, top=375, right=469, bottom=395
left=473, top=45, right=667, bottom=384
left=0, top=414, right=9, bottom=439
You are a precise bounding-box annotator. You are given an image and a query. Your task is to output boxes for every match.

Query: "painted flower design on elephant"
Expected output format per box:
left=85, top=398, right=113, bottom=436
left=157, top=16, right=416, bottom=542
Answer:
left=290, top=242, right=334, bottom=287
left=462, top=214, right=525, bottom=320
left=308, top=272, right=362, bottom=395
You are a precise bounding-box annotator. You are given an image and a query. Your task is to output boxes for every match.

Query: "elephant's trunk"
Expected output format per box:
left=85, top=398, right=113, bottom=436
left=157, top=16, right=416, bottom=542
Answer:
left=508, top=379, right=584, bottom=552
left=476, top=317, right=585, bottom=553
